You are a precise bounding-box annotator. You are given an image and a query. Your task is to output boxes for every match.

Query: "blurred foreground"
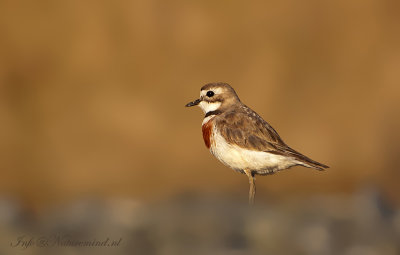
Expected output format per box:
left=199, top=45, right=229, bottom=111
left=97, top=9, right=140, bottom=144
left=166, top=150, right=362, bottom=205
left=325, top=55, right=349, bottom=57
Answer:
left=1, top=190, right=399, bottom=255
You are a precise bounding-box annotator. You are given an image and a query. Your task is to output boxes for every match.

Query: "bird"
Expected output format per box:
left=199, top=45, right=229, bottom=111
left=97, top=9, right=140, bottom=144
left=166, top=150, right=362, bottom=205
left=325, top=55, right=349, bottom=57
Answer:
left=185, top=82, right=328, bottom=204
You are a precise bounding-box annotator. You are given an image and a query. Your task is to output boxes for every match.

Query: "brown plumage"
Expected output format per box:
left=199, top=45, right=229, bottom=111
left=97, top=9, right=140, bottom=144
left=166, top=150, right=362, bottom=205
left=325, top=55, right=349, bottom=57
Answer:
left=215, top=105, right=328, bottom=171
left=186, top=82, right=329, bottom=204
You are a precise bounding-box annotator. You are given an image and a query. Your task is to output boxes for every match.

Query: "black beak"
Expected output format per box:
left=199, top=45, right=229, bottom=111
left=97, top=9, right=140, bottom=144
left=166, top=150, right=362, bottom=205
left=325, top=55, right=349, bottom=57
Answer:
left=185, top=98, right=201, bottom=107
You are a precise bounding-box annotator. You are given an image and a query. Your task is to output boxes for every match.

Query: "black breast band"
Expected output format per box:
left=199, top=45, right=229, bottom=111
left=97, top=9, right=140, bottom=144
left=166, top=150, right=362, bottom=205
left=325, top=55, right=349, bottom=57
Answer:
left=205, top=110, right=222, bottom=118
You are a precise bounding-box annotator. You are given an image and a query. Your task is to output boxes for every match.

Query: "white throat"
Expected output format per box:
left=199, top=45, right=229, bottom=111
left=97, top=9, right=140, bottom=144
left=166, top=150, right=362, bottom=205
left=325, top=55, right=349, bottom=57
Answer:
left=198, top=101, right=221, bottom=114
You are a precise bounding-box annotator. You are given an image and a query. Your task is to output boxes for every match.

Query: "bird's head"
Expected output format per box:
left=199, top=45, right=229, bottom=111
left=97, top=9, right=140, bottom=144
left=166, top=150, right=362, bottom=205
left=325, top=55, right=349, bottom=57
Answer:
left=185, top=82, right=241, bottom=114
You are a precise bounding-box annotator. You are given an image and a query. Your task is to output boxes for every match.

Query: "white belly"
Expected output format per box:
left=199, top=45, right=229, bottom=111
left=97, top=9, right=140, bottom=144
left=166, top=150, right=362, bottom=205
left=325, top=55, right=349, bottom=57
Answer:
left=209, top=126, right=298, bottom=175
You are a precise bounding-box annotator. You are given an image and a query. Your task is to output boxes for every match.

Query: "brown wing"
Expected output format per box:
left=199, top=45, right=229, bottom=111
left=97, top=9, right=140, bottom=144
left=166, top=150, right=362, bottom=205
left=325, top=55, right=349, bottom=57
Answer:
left=215, top=105, right=328, bottom=170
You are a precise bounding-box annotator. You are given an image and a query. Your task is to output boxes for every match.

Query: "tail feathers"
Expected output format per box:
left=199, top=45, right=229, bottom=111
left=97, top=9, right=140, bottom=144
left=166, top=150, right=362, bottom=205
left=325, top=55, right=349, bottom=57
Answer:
left=298, top=158, right=329, bottom=171
left=285, top=147, right=329, bottom=171
left=267, top=146, right=329, bottom=171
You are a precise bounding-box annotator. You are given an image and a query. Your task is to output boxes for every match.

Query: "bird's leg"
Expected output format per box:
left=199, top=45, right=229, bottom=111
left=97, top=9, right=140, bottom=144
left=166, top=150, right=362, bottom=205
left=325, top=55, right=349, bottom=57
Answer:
left=244, top=169, right=256, bottom=205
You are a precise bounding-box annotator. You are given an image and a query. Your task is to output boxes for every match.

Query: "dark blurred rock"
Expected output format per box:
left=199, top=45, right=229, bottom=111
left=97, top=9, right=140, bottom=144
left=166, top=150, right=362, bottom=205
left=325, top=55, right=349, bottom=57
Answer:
left=1, top=192, right=399, bottom=255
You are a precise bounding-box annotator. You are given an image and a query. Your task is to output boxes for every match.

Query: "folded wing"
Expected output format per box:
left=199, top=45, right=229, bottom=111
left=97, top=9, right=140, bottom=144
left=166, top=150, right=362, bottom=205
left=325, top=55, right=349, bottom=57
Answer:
left=215, top=106, right=329, bottom=170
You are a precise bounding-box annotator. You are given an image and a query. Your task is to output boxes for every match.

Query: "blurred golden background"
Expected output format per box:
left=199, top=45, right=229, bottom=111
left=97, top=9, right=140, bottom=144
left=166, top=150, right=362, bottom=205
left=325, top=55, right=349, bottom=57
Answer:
left=1, top=0, right=400, bottom=254
left=1, top=0, right=400, bottom=208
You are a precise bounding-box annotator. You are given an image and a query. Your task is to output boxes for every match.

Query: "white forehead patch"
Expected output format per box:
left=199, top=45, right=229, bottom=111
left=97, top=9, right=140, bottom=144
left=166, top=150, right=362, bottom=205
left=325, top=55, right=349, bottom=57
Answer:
left=198, top=101, right=221, bottom=113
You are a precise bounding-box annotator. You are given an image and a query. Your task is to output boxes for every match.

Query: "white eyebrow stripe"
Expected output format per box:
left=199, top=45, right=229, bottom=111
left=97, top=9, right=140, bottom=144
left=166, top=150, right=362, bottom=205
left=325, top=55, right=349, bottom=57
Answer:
left=200, top=87, right=223, bottom=97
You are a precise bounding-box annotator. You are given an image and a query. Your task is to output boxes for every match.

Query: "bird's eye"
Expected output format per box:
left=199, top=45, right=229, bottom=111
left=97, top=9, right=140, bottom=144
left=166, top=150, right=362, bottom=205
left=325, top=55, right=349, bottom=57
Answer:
left=206, top=91, right=214, bottom=97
